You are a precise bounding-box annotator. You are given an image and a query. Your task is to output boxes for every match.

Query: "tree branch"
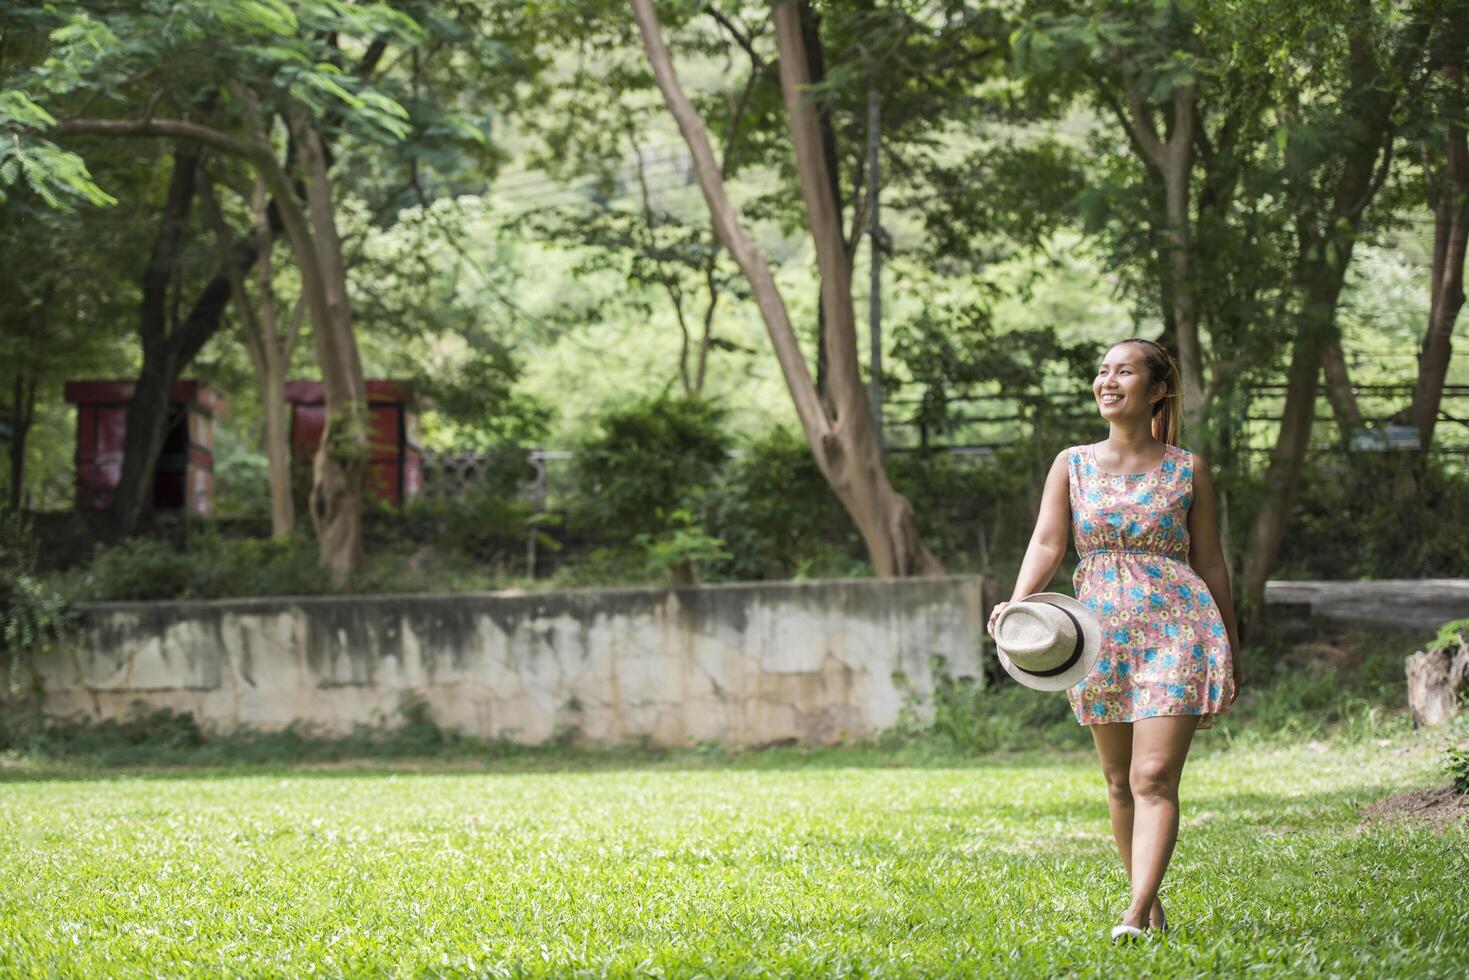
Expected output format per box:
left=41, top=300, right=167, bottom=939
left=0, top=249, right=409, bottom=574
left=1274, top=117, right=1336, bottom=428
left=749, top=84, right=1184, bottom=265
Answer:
left=629, top=0, right=828, bottom=435
left=58, top=117, right=273, bottom=165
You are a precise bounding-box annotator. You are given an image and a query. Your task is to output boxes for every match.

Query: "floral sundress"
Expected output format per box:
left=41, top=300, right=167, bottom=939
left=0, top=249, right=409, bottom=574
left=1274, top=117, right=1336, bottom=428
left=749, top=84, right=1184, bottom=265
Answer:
left=1065, top=442, right=1235, bottom=728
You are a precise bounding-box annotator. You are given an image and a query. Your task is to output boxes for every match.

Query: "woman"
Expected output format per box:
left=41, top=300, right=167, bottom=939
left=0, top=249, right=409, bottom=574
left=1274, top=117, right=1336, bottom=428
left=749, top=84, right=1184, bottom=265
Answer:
left=986, top=337, right=1243, bottom=940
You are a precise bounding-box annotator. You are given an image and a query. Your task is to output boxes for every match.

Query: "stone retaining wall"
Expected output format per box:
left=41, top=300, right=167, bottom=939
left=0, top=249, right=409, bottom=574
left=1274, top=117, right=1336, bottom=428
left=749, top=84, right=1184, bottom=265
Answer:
left=26, top=576, right=990, bottom=747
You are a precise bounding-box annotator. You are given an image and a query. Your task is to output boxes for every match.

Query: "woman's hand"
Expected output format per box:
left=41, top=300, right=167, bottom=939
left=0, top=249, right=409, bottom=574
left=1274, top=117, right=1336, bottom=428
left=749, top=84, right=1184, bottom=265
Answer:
left=986, top=601, right=1012, bottom=639
left=1229, top=666, right=1243, bottom=707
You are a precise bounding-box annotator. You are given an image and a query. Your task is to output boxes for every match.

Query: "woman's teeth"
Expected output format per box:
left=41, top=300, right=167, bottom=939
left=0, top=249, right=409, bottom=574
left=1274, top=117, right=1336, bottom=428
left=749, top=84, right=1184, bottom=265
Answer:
left=1101, top=394, right=1122, bottom=405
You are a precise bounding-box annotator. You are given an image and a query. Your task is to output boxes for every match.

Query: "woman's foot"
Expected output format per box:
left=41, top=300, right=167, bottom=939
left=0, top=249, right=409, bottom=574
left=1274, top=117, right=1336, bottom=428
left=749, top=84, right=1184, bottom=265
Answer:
left=1148, top=897, right=1167, bottom=932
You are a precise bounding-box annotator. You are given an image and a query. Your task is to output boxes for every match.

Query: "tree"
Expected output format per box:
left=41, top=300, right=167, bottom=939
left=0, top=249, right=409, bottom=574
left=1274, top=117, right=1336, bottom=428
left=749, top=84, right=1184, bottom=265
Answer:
left=201, top=171, right=305, bottom=539
left=630, top=0, right=942, bottom=576
left=22, top=1, right=499, bottom=580
left=1013, top=0, right=1308, bottom=454
left=0, top=198, right=131, bottom=510
left=1240, top=0, right=1443, bottom=630
left=1406, top=59, right=1468, bottom=455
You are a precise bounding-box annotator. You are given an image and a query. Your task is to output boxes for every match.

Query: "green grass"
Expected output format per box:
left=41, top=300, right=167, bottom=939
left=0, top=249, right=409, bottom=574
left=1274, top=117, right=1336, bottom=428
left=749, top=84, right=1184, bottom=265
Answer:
left=1, top=738, right=1464, bottom=977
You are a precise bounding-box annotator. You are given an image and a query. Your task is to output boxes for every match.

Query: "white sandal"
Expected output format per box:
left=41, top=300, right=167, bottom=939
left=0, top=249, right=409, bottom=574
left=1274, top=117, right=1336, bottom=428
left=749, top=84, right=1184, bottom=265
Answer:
left=1110, top=924, right=1146, bottom=942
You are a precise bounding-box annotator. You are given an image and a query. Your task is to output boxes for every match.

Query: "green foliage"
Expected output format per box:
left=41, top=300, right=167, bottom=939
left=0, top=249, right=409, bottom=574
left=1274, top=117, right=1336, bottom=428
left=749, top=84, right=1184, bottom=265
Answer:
left=0, top=90, right=115, bottom=208
left=1214, top=627, right=1415, bottom=746
left=1429, top=619, right=1469, bottom=654
left=886, top=450, right=1033, bottom=572
left=889, top=297, right=1102, bottom=453
left=1265, top=454, right=1469, bottom=579
left=57, top=536, right=317, bottom=602
left=2, top=694, right=457, bottom=765
left=889, top=655, right=1089, bottom=754
left=632, top=507, right=730, bottom=580
left=53, top=531, right=503, bottom=602
left=703, top=426, right=851, bottom=581
left=894, top=626, right=1419, bottom=756
left=392, top=483, right=554, bottom=571
left=1445, top=739, right=1469, bottom=795
left=568, top=393, right=732, bottom=545
left=0, top=511, right=74, bottom=694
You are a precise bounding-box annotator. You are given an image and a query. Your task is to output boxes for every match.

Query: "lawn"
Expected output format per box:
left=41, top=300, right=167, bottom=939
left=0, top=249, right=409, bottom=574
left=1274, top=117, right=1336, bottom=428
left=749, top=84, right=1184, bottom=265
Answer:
left=1, top=737, right=1464, bottom=978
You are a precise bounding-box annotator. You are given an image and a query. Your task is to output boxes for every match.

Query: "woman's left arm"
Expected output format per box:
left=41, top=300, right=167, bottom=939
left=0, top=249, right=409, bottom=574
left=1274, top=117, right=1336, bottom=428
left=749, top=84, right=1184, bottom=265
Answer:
left=1186, top=453, right=1243, bottom=702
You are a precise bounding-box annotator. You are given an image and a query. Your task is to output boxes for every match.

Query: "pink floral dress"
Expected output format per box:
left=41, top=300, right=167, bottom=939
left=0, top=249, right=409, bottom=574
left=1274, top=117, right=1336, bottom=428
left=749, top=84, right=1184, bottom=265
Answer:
left=1066, top=442, right=1235, bottom=727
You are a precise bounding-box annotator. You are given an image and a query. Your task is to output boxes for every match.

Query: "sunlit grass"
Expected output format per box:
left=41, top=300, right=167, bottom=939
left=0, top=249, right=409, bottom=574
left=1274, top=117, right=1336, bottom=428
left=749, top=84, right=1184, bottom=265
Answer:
left=1, top=736, right=1464, bottom=977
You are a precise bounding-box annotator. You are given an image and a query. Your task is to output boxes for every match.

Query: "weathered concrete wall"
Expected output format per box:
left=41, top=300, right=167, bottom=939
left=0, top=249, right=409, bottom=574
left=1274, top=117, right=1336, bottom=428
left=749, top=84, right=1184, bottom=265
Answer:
left=27, top=577, right=989, bottom=747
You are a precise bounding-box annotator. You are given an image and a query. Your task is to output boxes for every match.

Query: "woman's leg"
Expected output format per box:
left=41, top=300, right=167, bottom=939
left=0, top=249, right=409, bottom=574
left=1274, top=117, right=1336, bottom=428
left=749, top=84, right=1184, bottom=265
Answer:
left=1120, top=715, right=1199, bottom=929
left=1090, top=722, right=1165, bottom=927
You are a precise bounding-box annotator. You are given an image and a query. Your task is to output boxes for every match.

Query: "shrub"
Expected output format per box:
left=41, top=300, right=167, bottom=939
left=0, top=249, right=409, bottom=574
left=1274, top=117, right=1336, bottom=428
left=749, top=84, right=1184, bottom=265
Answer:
left=13, top=695, right=463, bottom=766
left=704, top=426, right=853, bottom=581
left=57, top=534, right=326, bottom=602
left=889, top=655, right=1088, bottom=754
left=1445, top=741, right=1469, bottom=795
left=1264, top=453, right=1469, bottom=580
left=391, top=483, right=548, bottom=570
left=1, top=510, right=74, bottom=693
left=567, top=394, right=732, bottom=547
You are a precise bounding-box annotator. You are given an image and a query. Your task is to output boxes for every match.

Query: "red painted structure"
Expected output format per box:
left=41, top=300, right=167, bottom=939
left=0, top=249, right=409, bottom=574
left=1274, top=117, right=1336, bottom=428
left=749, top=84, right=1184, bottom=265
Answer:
left=284, top=380, right=422, bottom=507
left=63, top=379, right=221, bottom=513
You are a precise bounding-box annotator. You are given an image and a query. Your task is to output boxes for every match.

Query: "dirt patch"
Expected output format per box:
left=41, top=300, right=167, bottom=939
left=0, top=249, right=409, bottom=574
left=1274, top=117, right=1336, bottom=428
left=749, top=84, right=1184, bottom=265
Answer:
left=1362, top=785, right=1469, bottom=832
left=1288, top=640, right=1362, bottom=671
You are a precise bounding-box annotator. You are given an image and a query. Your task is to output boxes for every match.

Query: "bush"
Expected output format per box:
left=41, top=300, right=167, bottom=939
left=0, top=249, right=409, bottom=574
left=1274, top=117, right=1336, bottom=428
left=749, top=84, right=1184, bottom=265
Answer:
left=53, top=530, right=505, bottom=602
left=8, top=695, right=463, bottom=766
left=704, top=426, right=855, bottom=581
left=1445, top=740, right=1469, bottom=795
left=1, top=510, right=74, bottom=693
left=390, top=483, right=549, bottom=571
left=888, top=655, right=1088, bottom=754
left=889, top=625, right=1420, bottom=756
left=56, top=534, right=326, bottom=601
left=563, top=394, right=733, bottom=581
left=1264, top=453, right=1469, bottom=580
left=569, top=395, right=732, bottom=543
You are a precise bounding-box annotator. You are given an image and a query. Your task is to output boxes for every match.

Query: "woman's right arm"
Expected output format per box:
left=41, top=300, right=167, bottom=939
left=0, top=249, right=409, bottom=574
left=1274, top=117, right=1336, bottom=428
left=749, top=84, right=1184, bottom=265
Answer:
left=986, top=450, right=1074, bottom=638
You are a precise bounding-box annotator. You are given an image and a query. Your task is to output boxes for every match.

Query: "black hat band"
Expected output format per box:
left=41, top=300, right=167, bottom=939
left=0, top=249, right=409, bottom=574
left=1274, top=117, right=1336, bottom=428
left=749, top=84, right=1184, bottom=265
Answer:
left=1015, top=602, right=1086, bottom=678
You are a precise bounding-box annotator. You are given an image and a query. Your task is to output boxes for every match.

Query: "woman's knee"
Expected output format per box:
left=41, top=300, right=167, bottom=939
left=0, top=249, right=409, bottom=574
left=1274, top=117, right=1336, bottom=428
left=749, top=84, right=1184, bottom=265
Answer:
left=1102, top=767, right=1133, bottom=801
left=1129, top=756, right=1178, bottom=801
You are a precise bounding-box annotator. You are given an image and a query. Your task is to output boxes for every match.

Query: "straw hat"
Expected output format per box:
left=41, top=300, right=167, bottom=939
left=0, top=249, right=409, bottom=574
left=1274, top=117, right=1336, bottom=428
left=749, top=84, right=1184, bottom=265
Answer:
left=993, top=592, right=1103, bottom=692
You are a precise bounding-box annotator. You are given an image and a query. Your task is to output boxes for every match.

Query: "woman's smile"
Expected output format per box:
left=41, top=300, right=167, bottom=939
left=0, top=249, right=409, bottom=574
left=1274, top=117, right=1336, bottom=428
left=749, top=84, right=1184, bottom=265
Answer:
left=1094, top=347, right=1158, bottom=416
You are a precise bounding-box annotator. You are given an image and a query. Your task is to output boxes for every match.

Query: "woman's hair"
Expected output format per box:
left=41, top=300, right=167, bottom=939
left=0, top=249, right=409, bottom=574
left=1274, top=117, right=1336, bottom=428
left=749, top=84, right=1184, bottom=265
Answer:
left=1112, top=338, right=1183, bottom=445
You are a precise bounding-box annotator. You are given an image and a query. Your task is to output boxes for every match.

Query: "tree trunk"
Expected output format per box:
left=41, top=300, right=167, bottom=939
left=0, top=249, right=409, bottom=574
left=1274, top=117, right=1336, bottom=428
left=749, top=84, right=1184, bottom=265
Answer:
left=62, top=45, right=390, bottom=537
left=233, top=275, right=300, bottom=544
left=1240, top=316, right=1327, bottom=633
left=1122, top=73, right=1205, bottom=437
left=630, top=0, right=941, bottom=576
left=1320, top=339, right=1363, bottom=445
left=245, top=178, right=301, bottom=540
left=1405, top=634, right=1469, bottom=728
left=1239, top=8, right=1428, bottom=633
left=801, top=0, right=843, bottom=416
left=110, top=143, right=200, bottom=534
left=7, top=372, right=36, bottom=511
left=56, top=114, right=366, bottom=577
left=202, top=172, right=301, bottom=541
left=1411, top=65, right=1468, bottom=453
left=289, top=109, right=368, bottom=582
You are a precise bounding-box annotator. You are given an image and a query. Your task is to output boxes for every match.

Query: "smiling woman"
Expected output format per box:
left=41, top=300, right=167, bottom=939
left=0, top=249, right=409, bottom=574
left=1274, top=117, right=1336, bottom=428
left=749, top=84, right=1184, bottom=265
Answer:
left=987, top=336, right=1246, bottom=940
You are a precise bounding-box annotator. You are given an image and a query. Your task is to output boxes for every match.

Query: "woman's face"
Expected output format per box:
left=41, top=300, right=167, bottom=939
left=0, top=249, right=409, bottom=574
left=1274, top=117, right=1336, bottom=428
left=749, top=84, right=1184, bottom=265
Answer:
left=1093, top=344, right=1162, bottom=421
